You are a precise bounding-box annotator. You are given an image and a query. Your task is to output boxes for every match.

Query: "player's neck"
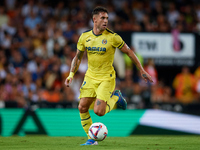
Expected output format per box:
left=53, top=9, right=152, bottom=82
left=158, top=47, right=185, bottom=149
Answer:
left=93, top=27, right=104, bottom=35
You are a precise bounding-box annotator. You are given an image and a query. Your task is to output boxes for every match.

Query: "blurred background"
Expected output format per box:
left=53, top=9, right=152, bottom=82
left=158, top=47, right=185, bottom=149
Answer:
left=0, top=0, right=200, bottom=136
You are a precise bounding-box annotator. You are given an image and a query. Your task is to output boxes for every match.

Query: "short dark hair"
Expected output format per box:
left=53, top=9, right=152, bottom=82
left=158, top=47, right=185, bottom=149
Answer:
left=92, top=6, right=108, bottom=17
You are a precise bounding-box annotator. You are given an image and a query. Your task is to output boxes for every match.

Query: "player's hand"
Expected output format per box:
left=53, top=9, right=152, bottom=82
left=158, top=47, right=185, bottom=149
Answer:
left=65, top=72, right=74, bottom=87
left=140, top=69, right=153, bottom=83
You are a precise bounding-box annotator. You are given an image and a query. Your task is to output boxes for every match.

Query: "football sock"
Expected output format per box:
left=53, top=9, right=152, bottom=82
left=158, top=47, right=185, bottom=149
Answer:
left=105, top=95, right=118, bottom=114
left=80, top=111, right=93, bottom=139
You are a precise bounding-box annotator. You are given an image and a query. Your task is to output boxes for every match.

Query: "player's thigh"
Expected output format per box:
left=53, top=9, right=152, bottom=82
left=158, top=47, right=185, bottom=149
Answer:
left=78, top=97, right=96, bottom=113
left=96, top=78, right=115, bottom=102
left=94, top=79, right=115, bottom=116
left=79, top=76, right=97, bottom=99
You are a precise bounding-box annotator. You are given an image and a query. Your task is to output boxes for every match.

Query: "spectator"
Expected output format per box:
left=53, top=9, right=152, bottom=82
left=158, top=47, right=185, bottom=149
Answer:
left=53, top=1, right=69, bottom=17
left=63, top=22, right=76, bottom=40
left=21, top=0, right=39, bottom=17
left=11, top=8, right=24, bottom=29
left=0, top=50, right=7, bottom=80
left=21, top=71, right=37, bottom=100
left=38, top=2, right=54, bottom=20
left=173, top=66, right=196, bottom=104
left=151, top=0, right=165, bottom=20
left=61, top=86, right=75, bottom=102
left=57, top=15, right=69, bottom=32
left=0, top=6, right=9, bottom=27
left=194, top=66, right=200, bottom=101
left=46, top=28, right=66, bottom=58
left=1, top=17, right=16, bottom=37
left=151, top=80, right=175, bottom=103
left=24, top=10, right=42, bottom=30
left=1, top=31, right=12, bottom=49
left=128, top=83, right=144, bottom=109
left=132, top=1, right=145, bottom=22
left=151, top=80, right=165, bottom=103
left=156, top=14, right=171, bottom=32
left=167, top=2, right=180, bottom=27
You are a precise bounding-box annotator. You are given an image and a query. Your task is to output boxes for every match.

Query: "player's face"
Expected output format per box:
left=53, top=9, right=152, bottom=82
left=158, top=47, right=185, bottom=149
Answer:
left=95, top=12, right=108, bottom=31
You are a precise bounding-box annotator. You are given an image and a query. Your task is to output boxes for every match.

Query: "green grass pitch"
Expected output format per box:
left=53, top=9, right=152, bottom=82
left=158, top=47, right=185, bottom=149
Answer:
left=0, top=135, right=199, bottom=150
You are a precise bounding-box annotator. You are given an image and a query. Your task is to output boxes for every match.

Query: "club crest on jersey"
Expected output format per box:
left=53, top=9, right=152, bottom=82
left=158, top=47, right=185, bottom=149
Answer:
left=102, top=39, right=107, bottom=44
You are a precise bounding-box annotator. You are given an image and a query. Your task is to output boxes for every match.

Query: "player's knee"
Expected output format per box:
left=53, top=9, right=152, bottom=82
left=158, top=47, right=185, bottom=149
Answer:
left=78, top=105, right=88, bottom=113
left=94, top=109, right=105, bottom=117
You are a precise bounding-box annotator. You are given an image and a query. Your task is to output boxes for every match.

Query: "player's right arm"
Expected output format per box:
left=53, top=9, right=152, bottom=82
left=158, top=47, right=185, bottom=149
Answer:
left=65, top=33, right=86, bottom=87
left=65, top=50, right=85, bottom=87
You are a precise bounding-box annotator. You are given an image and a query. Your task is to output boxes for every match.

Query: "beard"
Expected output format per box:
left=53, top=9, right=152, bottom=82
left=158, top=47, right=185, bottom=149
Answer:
left=98, top=26, right=106, bottom=32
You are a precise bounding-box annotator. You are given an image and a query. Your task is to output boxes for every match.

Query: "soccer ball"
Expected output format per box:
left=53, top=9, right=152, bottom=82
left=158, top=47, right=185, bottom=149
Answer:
left=88, top=122, right=108, bottom=141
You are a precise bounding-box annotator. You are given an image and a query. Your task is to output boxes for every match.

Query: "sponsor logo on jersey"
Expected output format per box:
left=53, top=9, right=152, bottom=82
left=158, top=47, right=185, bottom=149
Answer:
left=86, top=47, right=106, bottom=52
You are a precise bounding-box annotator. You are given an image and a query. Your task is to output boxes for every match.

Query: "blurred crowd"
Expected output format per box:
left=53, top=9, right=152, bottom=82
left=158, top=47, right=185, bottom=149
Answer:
left=0, top=0, right=200, bottom=109
left=120, top=60, right=200, bottom=110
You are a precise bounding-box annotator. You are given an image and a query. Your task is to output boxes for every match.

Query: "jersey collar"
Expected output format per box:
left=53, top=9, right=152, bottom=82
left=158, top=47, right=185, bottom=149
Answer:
left=92, top=30, right=102, bottom=36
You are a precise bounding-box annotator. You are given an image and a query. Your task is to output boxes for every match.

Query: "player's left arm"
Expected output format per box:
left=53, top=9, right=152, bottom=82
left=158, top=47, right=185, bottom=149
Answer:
left=120, top=43, right=153, bottom=83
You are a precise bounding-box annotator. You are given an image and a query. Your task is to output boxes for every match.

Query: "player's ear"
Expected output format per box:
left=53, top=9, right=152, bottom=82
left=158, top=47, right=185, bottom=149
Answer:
left=93, top=15, right=97, bottom=23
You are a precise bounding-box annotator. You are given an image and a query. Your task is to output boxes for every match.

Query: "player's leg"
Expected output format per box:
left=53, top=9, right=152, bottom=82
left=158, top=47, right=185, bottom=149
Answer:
left=78, top=97, right=95, bottom=139
left=93, top=99, right=107, bottom=116
left=79, top=76, right=98, bottom=145
left=107, top=78, right=127, bottom=111
left=79, top=97, right=98, bottom=145
left=93, top=94, right=123, bottom=116
left=93, top=79, right=117, bottom=116
left=114, top=90, right=127, bottom=110
left=93, top=78, right=127, bottom=116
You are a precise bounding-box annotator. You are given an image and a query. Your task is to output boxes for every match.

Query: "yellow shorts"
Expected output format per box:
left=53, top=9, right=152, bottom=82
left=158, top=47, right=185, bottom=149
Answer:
left=79, top=75, right=116, bottom=102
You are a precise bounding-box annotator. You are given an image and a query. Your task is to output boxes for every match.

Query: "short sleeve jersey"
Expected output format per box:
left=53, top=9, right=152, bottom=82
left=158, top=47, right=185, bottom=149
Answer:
left=77, top=28, right=125, bottom=80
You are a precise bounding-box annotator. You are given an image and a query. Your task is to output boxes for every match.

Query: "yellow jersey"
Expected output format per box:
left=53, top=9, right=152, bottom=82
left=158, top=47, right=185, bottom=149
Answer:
left=77, top=28, right=125, bottom=81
